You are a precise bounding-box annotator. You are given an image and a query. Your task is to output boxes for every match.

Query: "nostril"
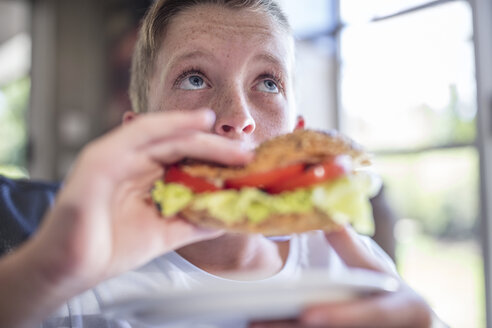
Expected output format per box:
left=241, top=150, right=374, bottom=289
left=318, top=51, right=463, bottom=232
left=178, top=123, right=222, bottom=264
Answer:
left=243, top=124, right=254, bottom=134
left=222, top=125, right=233, bottom=133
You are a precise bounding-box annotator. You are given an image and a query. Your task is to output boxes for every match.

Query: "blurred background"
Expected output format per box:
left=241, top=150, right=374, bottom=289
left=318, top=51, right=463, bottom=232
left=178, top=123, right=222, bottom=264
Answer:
left=0, top=0, right=490, bottom=326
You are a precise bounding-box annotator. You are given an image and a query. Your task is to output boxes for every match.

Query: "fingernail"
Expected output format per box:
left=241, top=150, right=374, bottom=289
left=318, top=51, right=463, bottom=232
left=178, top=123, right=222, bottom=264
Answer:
left=237, top=142, right=255, bottom=159
left=239, top=140, right=255, bottom=151
left=202, top=108, right=216, bottom=125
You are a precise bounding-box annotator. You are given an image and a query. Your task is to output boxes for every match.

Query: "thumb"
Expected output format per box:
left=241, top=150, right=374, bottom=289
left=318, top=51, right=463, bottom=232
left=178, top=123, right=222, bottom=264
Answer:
left=325, top=225, right=393, bottom=274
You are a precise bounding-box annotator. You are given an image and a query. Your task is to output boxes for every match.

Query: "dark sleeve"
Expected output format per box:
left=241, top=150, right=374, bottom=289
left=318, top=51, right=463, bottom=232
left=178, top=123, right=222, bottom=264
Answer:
left=0, top=176, right=60, bottom=256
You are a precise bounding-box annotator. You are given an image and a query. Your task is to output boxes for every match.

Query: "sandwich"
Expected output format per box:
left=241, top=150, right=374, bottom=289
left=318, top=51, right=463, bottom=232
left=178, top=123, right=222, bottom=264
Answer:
left=151, top=129, right=379, bottom=235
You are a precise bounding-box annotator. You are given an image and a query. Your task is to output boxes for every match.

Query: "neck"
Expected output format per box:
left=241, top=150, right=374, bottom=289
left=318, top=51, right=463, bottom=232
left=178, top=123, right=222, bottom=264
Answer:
left=176, top=234, right=289, bottom=280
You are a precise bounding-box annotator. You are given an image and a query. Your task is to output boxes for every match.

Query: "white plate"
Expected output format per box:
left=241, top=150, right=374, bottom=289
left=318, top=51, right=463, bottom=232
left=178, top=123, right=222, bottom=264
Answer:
left=102, top=269, right=399, bottom=327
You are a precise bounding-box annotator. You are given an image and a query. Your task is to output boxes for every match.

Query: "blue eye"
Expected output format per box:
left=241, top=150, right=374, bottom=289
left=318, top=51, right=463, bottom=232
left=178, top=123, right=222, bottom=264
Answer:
left=257, top=79, right=279, bottom=93
left=179, top=75, right=207, bottom=90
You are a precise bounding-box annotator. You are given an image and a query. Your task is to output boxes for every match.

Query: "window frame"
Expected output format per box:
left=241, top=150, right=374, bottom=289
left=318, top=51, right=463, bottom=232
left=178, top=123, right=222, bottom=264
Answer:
left=472, top=0, right=492, bottom=325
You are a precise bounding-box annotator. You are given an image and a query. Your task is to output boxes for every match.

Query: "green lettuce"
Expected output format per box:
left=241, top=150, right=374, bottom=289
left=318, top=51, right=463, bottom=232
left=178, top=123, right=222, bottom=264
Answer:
left=152, top=172, right=376, bottom=235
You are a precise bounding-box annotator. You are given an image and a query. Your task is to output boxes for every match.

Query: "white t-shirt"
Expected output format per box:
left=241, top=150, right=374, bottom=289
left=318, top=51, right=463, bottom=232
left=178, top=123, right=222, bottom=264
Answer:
left=42, top=231, right=396, bottom=328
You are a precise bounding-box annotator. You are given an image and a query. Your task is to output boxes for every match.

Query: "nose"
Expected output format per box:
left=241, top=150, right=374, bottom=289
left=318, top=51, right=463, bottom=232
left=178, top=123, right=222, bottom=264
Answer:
left=213, top=87, right=256, bottom=138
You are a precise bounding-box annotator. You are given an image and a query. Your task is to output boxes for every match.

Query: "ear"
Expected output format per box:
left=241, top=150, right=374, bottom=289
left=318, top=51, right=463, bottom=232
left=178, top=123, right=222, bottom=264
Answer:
left=122, top=111, right=138, bottom=125
left=294, top=115, right=305, bottom=130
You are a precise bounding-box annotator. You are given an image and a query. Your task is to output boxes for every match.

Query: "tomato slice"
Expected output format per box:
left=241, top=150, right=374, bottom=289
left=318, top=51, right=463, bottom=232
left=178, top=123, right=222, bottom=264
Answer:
left=165, top=166, right=219, bottom=193
left=224, top=163, right=305, bottom=189
left=267, top=156, right=351, bottom=194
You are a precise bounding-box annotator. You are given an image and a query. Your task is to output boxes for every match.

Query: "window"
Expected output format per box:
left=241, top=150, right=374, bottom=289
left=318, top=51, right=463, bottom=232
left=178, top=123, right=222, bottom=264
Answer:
left=339, top=1, right=482, bottom=327
left=280, top=0, right=484, bottom=326
left=0, top=1, right=31, bottom=178
left=277, top=0, right=339, bottom=129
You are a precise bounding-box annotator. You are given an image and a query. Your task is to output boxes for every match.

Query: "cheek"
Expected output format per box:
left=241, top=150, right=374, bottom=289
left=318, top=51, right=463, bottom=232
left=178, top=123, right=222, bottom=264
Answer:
left=158, top=91, right=214, bottom=112
left=251, top=95, right=293, bottom=140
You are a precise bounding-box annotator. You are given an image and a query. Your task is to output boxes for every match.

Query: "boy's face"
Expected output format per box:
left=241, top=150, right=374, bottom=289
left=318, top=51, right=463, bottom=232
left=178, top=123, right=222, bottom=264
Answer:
left=147, top=4, right=296, bottom=148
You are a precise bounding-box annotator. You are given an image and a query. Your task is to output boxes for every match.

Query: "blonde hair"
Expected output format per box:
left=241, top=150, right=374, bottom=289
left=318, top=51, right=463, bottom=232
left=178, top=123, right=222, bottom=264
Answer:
left=129, top=0, right=291, bottom=113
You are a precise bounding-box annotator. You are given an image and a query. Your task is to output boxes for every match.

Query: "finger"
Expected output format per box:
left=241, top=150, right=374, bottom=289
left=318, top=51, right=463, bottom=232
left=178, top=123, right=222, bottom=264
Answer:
left=302, top=296, right=390, bottom=328
left=324, top=225, right=389, bottom=273
left=109, top=214, right=224, bottom=277
left=107, top=108, right=216, bottom=150
left=159, top=216, right=225, bottom=250
left=301, top=285, right=432, bottom=328
left=146, top=131, right=254, bottom=166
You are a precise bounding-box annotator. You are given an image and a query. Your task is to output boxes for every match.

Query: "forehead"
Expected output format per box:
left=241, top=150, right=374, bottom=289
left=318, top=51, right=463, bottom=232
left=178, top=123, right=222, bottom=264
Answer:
left=159, top=4, right=294, bottom=68
left=169, top=4, right=281, bottom=37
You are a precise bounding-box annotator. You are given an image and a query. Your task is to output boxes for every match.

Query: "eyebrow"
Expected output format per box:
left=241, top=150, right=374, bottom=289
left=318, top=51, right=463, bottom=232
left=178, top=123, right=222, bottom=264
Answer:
left=165, top=50, right=290, bottom=77
left=167, top=50, right=217, bottom=69
left=251, top=53, right=289, bottom=72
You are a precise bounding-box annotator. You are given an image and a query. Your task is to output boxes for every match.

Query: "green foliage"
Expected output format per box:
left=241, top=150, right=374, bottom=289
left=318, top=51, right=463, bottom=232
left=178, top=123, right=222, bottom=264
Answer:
left=414, top=84, right=476, bottom=149
left=377, top=147, right=479, bottom=237
left=0, top=77, right=30, bottom=171
left=0, top=165, right=28, bottom=179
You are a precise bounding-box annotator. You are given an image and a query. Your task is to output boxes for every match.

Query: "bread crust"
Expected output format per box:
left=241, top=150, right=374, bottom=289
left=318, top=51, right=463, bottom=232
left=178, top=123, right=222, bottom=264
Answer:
left=180, top=207, right=343, bottom=236
left=180, top=129, right=370, bottom=181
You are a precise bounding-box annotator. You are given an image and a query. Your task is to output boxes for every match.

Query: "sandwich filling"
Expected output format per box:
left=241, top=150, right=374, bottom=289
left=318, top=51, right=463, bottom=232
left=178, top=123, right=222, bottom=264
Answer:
left=151, top=170, right=378, bottom=235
